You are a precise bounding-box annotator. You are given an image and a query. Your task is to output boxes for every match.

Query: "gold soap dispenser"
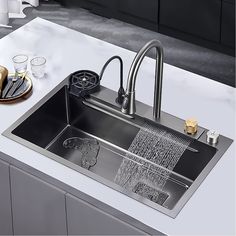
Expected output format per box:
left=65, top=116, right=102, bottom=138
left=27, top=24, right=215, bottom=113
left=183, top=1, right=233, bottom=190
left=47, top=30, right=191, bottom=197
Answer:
left=184, top=118, right=198, bottom=135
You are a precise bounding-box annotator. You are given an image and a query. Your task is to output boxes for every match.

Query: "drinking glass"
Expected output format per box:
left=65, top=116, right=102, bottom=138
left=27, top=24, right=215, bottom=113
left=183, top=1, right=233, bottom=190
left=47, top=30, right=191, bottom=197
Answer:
left=12, top=54, right=28, bottom=74
left=30, top=57, right=46, bottom=78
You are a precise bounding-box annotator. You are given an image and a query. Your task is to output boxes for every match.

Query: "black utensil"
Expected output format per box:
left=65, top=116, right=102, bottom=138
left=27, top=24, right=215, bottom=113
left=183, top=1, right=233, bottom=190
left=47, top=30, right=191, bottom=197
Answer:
left=7, top=72, right=27, bottom=98
left=2, top=73, right=18, bottom=98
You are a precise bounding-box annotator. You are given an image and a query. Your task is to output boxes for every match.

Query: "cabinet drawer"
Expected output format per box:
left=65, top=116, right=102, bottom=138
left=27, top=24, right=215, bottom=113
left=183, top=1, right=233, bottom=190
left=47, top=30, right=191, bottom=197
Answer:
left=159, top=0, right=221, bottom=42
left=118, top=0, right=158, bottom=23
left=222, top=0, right=235, bottom=4
left=0, top=159, right=13, bottom=235
left=221, top=2, right=235, bottom=48
left=66, top=193, right=149, bottom=235
left=10, top=166, right=67, bottom=235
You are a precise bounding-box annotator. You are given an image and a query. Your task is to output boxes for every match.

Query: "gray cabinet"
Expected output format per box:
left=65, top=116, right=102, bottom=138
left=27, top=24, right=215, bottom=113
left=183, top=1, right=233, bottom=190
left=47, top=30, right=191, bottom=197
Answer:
left=87, top=0, right=116, bottom=17
left=56, top=0, right=234, bottom=55
left=159, top=0, right=222, bottom=42
left=117, top=0, right=158, bottom=24
left=0, top=155, right=161, bottom=235
left=87, top=0, right=110, bottom=7
left=221, top=1, right=235, bottom=48
left=116, top=0, right=158, bottom=30
left=66, top=193, right=148, bottom=235
left=10, top=166, right=67, bottom=235
left=0, top=159, right=13, bottom=235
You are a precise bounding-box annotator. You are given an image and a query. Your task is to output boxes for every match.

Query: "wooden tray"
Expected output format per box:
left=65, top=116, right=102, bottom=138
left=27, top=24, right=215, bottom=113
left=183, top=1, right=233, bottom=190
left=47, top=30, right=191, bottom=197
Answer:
left=0, top=73, right=33, bottom=103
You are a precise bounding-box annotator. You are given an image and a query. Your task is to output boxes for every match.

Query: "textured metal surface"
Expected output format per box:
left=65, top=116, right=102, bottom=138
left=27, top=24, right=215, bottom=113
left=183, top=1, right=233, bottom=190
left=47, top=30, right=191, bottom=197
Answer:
left=3, top=79, right=233, bottom=218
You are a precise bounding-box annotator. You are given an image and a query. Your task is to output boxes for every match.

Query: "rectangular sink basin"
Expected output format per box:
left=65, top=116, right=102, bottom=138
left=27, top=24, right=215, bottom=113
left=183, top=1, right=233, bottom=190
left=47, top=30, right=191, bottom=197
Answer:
left=3, top=80, right=233, bottom=218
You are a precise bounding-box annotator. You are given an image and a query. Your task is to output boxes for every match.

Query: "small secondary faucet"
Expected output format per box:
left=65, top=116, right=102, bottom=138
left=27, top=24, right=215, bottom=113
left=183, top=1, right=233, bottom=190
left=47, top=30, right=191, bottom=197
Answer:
left=121, top=40, right=164, bottom=119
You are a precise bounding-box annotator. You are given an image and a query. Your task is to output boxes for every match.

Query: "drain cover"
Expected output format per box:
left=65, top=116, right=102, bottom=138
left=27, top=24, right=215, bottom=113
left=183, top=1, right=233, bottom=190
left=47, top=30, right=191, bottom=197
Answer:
left=133, top=182, right=169, bottom=206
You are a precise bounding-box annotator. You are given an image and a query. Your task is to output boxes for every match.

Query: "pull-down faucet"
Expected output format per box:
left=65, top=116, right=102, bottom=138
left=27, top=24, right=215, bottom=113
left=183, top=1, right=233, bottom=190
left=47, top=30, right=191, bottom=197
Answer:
left=121, top=40, right=164, bottom=119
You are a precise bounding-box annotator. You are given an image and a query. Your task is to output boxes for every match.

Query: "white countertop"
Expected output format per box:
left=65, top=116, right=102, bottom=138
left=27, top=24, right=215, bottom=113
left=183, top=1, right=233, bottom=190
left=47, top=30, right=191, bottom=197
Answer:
left=0, top=18, right=235, bottom=235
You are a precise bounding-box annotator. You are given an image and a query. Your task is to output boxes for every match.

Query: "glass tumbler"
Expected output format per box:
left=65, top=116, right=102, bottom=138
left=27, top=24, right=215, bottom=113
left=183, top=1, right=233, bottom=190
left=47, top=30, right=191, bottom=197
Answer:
left=30, top=57, right=46, bottom=78
left=12, top=54, right=28, bottom=74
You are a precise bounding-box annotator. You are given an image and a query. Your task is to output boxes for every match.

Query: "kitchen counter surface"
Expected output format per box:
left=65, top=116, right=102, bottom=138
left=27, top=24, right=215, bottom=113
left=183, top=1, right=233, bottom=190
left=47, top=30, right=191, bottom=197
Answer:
left=0, top=18, right=235, bottom=235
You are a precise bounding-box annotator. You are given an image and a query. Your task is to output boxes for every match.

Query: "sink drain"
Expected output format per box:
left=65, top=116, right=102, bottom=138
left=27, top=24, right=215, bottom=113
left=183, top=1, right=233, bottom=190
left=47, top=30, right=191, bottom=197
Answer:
left=133, top=182, right=169, bottom=206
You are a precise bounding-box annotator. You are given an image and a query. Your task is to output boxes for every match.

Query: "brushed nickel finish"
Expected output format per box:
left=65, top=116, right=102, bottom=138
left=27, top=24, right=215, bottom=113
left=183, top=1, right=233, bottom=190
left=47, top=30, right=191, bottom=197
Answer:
left=3, top=77, right=233, bottom=218
left=121, top=40, right=163, bottom=119
left=207, top=130, right=220, bottom=144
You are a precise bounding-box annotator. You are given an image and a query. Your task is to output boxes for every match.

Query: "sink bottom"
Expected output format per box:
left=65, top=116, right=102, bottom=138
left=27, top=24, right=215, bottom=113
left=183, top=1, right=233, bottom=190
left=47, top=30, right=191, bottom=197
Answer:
left=47, top=125, right=125, bottom=182
left=46, top=125, right=189, bottom=210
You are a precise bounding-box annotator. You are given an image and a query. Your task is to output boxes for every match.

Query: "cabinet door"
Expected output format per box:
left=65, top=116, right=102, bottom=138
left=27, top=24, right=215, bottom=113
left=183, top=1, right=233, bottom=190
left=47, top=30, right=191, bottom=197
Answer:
left=87, top=0, right=109, bottom=7
left=86, top=0, right=116, bottom=17
left=221, top=1, right=235, bottom=48
left=0, top=159, right=13, bottom=235
left=118, top=0, right=158, bottom=24
left=66, top=193, right=148, bottom=235
left=159, top=0, right=221, bottom=42
left=222, top=0, right=235, bottom=3
left=10, top=166, right=67, bottom=235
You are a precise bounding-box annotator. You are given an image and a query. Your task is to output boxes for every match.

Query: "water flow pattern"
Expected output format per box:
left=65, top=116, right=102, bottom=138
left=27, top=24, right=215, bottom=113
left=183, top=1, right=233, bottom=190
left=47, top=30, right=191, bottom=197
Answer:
left=114, top=122, right=191, bottom=204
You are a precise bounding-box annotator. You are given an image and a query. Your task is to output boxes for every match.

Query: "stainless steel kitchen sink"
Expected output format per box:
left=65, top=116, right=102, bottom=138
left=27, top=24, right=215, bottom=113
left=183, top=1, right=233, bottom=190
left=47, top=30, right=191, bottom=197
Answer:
left=3, top=79, right=233, bottom=218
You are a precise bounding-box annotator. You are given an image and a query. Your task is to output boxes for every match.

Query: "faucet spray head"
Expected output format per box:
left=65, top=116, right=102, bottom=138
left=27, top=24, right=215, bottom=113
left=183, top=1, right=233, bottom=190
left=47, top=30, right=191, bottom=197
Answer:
left=116, top=86, right=125, bottom=104
left=121, top=91, right=136, bottom=115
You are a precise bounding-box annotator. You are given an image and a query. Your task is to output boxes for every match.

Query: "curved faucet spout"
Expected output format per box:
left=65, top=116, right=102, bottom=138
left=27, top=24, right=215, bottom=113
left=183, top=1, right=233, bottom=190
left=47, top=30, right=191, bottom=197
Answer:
left=121, top=40, right=164, bottom=119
